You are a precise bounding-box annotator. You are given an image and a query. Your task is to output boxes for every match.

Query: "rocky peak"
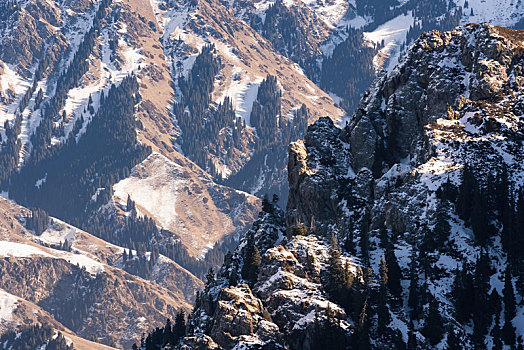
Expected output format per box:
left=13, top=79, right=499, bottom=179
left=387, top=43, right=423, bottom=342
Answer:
left=286, top=117, right=354, bottom=236
left=348, top=23, right=524, bottom=174
left=183, top=202, right=361, bottom=349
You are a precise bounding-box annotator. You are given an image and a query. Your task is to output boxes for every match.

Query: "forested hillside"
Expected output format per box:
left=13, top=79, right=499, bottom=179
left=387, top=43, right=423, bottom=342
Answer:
left=0, top=0, right=524, bottom=348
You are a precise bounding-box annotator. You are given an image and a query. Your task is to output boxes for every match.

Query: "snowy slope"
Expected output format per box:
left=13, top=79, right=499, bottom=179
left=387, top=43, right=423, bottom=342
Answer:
left=0, top=290, right=18, bottom=327
left=112, top=152, right=260, bottom=257
left=457, top=0, right=524, bottom=27
left=364, top=12, right=415, bottom=71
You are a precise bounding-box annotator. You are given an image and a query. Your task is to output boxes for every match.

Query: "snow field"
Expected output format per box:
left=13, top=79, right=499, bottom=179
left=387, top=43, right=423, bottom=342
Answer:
left=0, top=240, right=104, bottom=274
left=364, top=12, right=414, bottom=72
left=113, top=152, right=183, bottom=233
left=0, top=290, right=18, bottom=325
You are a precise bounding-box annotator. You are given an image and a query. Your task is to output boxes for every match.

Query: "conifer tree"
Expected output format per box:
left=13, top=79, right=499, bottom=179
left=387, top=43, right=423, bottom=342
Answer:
left=452, top=264, right=474, bottom=323
left=241, top=238, right=261, bottom=285
left=261, top=194, right=273, bottom=213
left=423, top=296, right=444, bottom=346
left=408, top=249, right=421, bottom=319
left=407, top=320, right=417, bottom=350
left=458, top=165, right=475, bottom=221
left=173, top=310, right=186, bottom=342
left=162, top=318, right=172, bottom=346
left=205, top=268, right=216, bottom=287
left=433, top=201, right=451, bottom=247
left=502, top=267, right=516, bottom=345
left=325, top=235, right=354, bottom=311
left=359, top=213, right=370, bottom=265
left=385, top=243, right=402, bottom=300
left=472, top=252, right=491, bottom=346
left=377, top=257, right=390, bottom=333
left=352, top=298, right=371, bottom=350
left=471, top=188, right=490, bottom=245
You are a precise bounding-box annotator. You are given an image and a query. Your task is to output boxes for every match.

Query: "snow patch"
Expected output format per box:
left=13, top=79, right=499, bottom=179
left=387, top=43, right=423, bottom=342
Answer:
left=0, top=290, right=18, bottom=325
left=364, top=13, right=414, bottom=72
left=216, top=68, right=263, bottom=128
left=113, top=152, right=183, bottom=232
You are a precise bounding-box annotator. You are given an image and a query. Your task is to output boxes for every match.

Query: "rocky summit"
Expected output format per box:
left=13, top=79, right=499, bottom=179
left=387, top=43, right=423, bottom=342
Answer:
left=0, top=0, right=523, bottom=348
left=179, top=23, right=524, bottom=349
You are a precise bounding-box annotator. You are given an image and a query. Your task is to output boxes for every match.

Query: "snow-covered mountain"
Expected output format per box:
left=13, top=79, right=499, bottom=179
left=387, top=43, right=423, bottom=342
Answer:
left=176, top=23, right=524, bottom=349
left=1, top=0, right=524, bottom=348
left=0, top=196, right=203, bottom=348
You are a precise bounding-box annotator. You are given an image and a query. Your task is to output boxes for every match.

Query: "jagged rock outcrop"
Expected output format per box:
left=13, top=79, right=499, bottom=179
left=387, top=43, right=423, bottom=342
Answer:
left=284, top=23, right=524, bottom=348
left=348, top=23, right=524, bottom=174
left=286, top=117, right=354, bottom=236
left=182, top=205, right=360, bottom=349
left=183, top=23, right=524, bottom=349
left=209, top=284, right=281, bottom=348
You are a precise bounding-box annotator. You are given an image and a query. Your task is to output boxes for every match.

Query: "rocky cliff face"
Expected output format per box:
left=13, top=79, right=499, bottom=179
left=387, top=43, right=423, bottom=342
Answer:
left=289, top=23, right=524, bottom=237
left=181, top=23, right=524, bottom=349
left=182, top=207, right=361, bottom=349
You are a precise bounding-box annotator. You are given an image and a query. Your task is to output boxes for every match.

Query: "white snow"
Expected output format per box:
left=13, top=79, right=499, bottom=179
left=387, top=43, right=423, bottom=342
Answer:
left=364, top=13, right=414, bottom=72
left=149, top=0, right=191, bottom=44
left=37, top=219, right=77, bottom=246
left=0, top=290, right=18, bottom=325
left=0, top=240, right=104, bottom=274
left=17, top=79, right=48, bottom=166
left=35, top=174, right=47, bottom=189
left=0, top=241, right=55, bottom=259
left=216, top=68, right=263, bottom=127
left=458, top=0, right=524, bottom=28
left=0, top=62, right=32, bottom=140
left=113, top=152, right=183, bottom=232
left=255, top=0, right=362, bottom=30
left=56, top=251, right=105, bottom=274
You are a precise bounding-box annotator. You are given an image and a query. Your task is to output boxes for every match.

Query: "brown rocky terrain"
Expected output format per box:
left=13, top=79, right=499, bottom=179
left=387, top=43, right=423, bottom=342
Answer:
left=0, top=196, right=203, bottom=348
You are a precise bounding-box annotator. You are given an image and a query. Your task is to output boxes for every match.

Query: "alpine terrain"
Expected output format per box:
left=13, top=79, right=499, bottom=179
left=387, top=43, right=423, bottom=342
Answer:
left=0, top=0, right=523, bottom=348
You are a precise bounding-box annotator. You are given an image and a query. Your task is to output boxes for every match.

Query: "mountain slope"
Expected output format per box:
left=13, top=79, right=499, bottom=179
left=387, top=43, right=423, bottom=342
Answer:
left=0, top=196, right=203, bottom=348
left=0, top=0, right=263, bottom=278
left=177, top=23, right=524, bottom=349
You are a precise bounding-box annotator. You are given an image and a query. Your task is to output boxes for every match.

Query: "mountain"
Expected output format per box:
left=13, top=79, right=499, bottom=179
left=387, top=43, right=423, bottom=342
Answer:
left=1, top=0, right=524, bottom=348
left=0, top=0, right=341, bottom=344
left=172, top=23, right=524, bottom=349
left=0, top=195, right=203, bottom=347
left=233, top=0, right=524, bottom=113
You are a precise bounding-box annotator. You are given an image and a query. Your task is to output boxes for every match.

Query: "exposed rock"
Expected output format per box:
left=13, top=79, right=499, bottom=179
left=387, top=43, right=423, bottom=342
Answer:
left=209, top=284, right=281, bottom=349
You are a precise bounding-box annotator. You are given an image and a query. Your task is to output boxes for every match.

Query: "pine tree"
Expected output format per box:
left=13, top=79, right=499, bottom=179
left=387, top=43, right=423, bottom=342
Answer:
left=502, top=267, right=516, bottom=345
left=205, top=268, right=215, bottom=287
left=325, top=235, right=354, bottom=311
left=385, top=243, right=402, bottom=301
left=407, top=320, right=417, bottom=350
left=423, top=296, right=444, bottom=346
left=377, top=257, right=390, bottom=333
left=241, top=238, right=261, bottom=285
left=352, top=298, right=371, bottom=350
left=261, top=194, right=273, bottom=213
left=471, top=188, right=490, bottom=245
left=173, top=310, right=186, bottom=342
left=408, top=249, right=421, bottom=319
left=162, top=318, right=172, bottom=346
left=458, top=165, right=475, bottom=221
left=491, top=296, right=504, bottom=350
left=433, top=201, right=451, bottom=247
left=452, top=264, right=474, bottom=323
left=359, top=213, right=370, bottom=265
left=472, top=252, right=491, bottom=346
